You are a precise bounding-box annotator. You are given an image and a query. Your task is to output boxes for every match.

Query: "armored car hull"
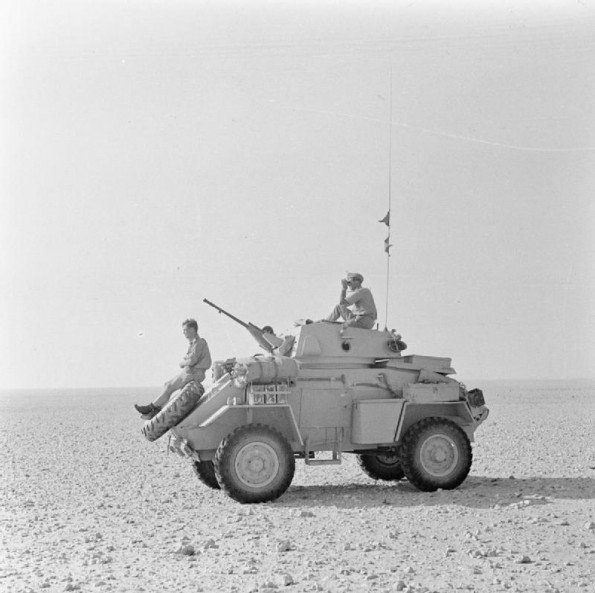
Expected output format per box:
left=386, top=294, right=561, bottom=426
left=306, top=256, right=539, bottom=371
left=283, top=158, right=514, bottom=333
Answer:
left=144, top=321, right=488, bottom=503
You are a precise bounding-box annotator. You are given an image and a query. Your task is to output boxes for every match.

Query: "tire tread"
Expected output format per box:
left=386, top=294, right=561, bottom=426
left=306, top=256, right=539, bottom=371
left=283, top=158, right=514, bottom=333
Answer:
left=141, top=381, right=204, bottom=442
left=215, top=423, right=295, bottom=504
left=400, top=417, right=472, bottom=492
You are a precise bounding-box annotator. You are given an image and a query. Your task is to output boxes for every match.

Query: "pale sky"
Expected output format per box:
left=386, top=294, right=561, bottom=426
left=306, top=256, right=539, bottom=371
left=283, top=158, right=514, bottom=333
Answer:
left=1, top=0, right=594, bottom=389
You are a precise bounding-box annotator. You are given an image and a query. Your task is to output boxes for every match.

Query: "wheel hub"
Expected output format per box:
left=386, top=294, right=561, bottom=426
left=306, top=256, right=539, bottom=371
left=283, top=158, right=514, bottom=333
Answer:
left=235, top=441, right=280, bottom=488
left=419, top=434, right=459, bottom=477
left=377, top=453, right=400, bottom=466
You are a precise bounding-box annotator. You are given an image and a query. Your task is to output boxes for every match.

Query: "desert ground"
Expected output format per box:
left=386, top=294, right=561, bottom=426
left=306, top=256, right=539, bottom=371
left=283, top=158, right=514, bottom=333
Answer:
left=1, top=379, right=594, bottom=593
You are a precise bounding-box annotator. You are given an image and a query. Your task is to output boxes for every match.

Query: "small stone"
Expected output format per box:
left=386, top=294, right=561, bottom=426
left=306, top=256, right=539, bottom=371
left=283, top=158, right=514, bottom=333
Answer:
left=516, top=555, right=532, bottom=564
left=395, top=581, right=406, bottom=591
left=178, top=544, right=195, bottom=556
left=584, top=521, right=595, bottom=530
left=299, top=510, right=315, bottom=518
left=277, top=573, right=294, bottom=586
left=404, top=566, right=414, bottom=574
left=276, top=540, right=292, bottom=552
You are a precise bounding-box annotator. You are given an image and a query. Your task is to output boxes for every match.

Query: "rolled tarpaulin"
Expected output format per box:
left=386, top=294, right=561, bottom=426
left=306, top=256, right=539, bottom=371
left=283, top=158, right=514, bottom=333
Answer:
left=232, top=356, right=299, bottom=387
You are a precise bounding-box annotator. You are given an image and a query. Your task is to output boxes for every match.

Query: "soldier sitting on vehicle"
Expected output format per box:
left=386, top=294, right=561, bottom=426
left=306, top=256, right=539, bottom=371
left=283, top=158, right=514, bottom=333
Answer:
left=134, top=318, right=211, bottom=419
left=324, top=272, right=377, bottom=329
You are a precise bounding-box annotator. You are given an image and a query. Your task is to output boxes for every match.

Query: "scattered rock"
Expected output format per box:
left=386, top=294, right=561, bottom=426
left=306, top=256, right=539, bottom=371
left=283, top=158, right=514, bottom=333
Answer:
left=177, top=544, right=195, bottom=556
left=276, top=540, right=292, bottom=553
left=277, top=573, right=295, bottom=586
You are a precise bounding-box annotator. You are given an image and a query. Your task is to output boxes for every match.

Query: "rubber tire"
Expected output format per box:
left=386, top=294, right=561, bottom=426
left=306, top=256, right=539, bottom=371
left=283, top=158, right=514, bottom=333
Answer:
left=400, top=417, right=472, bottom=492
left=357, top=452, right=405, bottom=481
left=192, top=460, right=221, bottom=490
left=215, top=424, right=295, bottom=504
left=141, top=381, right=204, bottom=442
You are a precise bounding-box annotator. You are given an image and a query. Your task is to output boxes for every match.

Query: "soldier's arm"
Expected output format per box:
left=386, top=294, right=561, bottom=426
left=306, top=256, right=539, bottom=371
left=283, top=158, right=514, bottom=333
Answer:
left=183, top=341, right=203, bottom=368
left=343, top=288, right=362, bottom=306
left=339, top=279, right=349, bottom=306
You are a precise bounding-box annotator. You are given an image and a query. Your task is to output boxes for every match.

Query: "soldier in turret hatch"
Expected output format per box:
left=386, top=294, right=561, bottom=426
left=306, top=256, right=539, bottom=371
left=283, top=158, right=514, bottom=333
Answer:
left=324, top=272, right=377, bottom=329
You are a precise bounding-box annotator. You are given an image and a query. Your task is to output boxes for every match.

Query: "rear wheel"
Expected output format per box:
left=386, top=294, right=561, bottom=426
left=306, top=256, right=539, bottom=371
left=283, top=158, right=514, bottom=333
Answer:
left=400, top=418, right=472, bottom=492
left=357, top=452, right=405, bottom=481
left=192, top=460, right=220, bottom=490
left=215, top=424, right=295, bottom=504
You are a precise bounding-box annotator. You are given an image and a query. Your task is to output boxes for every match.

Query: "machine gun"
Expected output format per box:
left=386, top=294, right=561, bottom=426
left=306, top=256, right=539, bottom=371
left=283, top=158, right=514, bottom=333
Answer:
left=203, top=298, right=282, bottom=353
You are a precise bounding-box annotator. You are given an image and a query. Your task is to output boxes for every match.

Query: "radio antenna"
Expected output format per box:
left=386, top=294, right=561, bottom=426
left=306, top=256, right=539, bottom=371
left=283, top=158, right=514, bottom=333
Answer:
left=384, top=66, right=394, bottom=329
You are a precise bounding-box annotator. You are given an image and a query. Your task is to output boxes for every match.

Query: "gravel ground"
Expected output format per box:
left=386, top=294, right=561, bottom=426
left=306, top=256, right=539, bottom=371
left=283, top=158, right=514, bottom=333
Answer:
left=2, top=380, right=594, bottom=593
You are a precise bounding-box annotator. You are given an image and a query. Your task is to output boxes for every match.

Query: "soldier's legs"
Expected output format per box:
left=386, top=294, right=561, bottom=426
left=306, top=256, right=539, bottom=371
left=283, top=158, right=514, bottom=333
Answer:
left=324, top=304, right=341, bottom=322
left=325, top=304, right=353, bottom=323
left=343, top=315, right=375, bottom=329
left=154, top=372, right=192, bottom=408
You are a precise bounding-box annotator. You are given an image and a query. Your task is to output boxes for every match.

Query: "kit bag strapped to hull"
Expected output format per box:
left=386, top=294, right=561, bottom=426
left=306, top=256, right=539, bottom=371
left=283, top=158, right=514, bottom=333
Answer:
left=141, top=380, right=205, bottom=442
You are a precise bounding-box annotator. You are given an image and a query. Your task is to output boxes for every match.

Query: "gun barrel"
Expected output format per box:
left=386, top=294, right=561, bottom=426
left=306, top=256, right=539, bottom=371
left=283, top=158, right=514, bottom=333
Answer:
left=203, top=298, right=251, bottom=329
left=203, top=298, right=273, bottom=353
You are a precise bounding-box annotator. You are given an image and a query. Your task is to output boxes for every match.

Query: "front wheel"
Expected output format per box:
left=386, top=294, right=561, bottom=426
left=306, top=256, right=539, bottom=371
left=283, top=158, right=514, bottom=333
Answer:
left=215, top=424, right=295, bottom=503
left=357, top=452, right=405, bottom=481
left=400, top=418, right=472, bottom=492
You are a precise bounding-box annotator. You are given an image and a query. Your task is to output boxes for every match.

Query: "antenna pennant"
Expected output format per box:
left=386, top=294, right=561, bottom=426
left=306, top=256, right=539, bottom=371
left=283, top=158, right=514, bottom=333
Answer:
left=379, top=211, right=390, bottom=227
left=384, top=236, right=393, bottom=254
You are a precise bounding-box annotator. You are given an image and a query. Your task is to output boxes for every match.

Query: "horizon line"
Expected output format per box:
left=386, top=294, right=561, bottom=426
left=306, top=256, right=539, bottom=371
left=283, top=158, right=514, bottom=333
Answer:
left=2, top=376, right=595, bottom=392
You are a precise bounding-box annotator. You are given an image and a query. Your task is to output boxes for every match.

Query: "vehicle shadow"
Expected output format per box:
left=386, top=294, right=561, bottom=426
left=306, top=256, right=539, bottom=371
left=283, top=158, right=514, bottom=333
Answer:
left=279, top=475, right=595, bottom=509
